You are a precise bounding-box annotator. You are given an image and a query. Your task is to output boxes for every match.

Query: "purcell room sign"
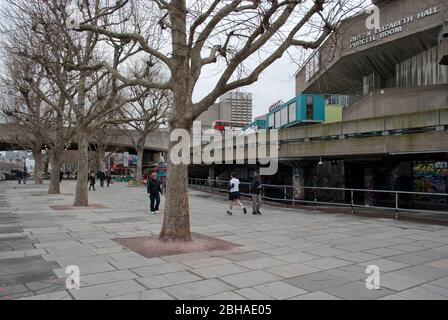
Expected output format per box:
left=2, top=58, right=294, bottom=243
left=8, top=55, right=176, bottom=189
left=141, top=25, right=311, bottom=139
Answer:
left=350, top=6, right=440, bottom=49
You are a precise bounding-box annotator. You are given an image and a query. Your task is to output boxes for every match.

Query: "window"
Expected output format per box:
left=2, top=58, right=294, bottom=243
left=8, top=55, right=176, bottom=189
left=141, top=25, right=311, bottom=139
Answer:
left=280, top=107, right=288, bottom=127
left=288, top=102, right=296, bottom=122
left=305, top=51, right=320, bottom=82
left=363, top=73, right=376, bottom=95
left=275, top=112, right=281, bottom=128
left=269, top=114, right=275, bottom=128
left=306, top=96, right=314, bottom=120
left=396, top=46, right=448, bottom=88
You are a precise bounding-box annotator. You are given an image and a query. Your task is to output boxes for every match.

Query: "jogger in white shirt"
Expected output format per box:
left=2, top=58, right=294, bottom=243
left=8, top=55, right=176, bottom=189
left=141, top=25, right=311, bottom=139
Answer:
left=227, top=172, right=247, bottom=216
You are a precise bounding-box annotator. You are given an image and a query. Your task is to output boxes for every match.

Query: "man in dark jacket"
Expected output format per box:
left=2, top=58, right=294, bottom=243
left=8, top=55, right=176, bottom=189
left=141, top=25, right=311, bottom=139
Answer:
left=147, top=172, right=162, bottom=214
left=250, top=175, right=262, bottom=215
left=15, top=170, right=22, bottom=184
left=99, top=171, right=106, bottom=187
left=106, top=171, right=112, bottom=187
left=88, top=173, right=96, bottom=191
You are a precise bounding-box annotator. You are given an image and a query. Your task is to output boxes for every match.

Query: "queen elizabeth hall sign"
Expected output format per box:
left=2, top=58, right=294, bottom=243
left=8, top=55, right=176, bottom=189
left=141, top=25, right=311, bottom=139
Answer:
left=350, top=6, right=440, bottom=49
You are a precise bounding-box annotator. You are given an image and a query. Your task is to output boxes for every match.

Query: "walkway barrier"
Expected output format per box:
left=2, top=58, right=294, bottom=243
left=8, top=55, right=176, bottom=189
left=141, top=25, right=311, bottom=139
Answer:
left=188, top=178, right=448, bottom=219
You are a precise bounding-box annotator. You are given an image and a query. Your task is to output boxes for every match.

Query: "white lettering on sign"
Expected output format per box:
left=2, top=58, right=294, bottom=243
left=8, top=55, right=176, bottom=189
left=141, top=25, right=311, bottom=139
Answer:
left=418, top=6, right=439, bottom=19
left=350, top=6, right=439, bottom=49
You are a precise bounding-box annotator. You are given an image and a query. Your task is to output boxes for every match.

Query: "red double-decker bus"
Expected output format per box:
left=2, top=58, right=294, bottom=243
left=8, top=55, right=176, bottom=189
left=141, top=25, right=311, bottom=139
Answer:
left=212, top=120, right=248, bottom=132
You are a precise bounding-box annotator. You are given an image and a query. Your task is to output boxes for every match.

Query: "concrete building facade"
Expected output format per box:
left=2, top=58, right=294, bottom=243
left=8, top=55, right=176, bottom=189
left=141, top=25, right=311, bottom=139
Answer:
left=190, top=0, right=448, bottom=212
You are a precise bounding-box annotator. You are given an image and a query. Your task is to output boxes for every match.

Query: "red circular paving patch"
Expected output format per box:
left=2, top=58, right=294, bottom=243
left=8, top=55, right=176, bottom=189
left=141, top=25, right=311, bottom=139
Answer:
left=49, top=204, right=108, bottom=210
left=112, top=233, right=240, bottom=258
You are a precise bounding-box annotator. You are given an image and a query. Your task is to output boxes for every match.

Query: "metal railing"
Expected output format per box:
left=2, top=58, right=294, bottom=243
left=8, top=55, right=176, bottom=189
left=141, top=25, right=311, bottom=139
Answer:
left=188, top=178, right=448, bottom=219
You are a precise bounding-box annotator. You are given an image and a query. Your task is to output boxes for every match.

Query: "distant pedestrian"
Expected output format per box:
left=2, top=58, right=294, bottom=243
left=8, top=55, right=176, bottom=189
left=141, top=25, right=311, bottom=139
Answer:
left=99, top=170, right=106, bottom=187
left=226, top=172, right=247, bottom=216
left=207, top=176, right=213, bottom=187
left=59, top=169, right=64, bottom=182
left=250, top=175, right=262, bottom=215
left=15, top=170, right=22, bottom=184
left=147, top=172, right=162, bottom=214
left=88, top=173, right=96, bottom=191
left=106, top=171, right=112, bottom=187
left=23, top=167, right=27, bottom=184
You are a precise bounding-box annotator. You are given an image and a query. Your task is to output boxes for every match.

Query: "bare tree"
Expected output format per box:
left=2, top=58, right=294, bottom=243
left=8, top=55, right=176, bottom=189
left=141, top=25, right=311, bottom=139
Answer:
left=0, top=57, right=50, bottom=185
left=1, top=0, right=147, bottom=205
left=0, top=2, right=79, bottom=194
left=2, top=0, right=368, bottom=239
left=119, top=85, right=171, bottom=182
left=73, top=0, right=368, bottom=242
left=89, top=122, right=121, bottom=173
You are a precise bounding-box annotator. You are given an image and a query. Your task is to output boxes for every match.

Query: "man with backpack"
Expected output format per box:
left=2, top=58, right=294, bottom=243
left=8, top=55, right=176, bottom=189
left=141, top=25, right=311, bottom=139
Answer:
left=250, top=175, right=262, bottom=215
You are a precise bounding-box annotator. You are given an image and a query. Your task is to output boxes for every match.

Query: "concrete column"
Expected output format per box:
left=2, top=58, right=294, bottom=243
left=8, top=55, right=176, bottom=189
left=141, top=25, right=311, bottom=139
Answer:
left=364, top=167, right=375, bottom=206
left=208, top=166, right=215, bottom=180
left=292, top=166, right=305, bottom=202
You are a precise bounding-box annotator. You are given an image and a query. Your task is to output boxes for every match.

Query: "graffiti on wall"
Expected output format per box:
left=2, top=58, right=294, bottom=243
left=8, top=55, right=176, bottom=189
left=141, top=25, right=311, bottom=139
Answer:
left=413, top=161, right=448, bottom=202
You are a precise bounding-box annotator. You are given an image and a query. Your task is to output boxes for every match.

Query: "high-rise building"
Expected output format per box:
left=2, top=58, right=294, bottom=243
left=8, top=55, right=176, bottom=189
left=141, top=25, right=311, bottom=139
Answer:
left=219, top=91, right=252, bottom=124
left=195, top=91, right=253, bottom=127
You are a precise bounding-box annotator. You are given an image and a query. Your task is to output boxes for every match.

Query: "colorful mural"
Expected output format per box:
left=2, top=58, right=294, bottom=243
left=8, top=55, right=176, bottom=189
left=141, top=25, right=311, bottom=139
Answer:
left=413, top=161, right=448, bottom=202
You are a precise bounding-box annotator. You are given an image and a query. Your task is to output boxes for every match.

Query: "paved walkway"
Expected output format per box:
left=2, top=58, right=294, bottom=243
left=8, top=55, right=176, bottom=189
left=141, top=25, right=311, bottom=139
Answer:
left=1, top=180, right=448, bottom=300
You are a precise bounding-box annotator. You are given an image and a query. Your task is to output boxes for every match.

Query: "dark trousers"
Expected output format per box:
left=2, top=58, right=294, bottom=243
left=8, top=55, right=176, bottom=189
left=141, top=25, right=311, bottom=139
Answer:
left=149, top=193, right=160, bottom=212
left=89, top=183, right=95, bottom=191
left=100, top=179, right=104, bottom=187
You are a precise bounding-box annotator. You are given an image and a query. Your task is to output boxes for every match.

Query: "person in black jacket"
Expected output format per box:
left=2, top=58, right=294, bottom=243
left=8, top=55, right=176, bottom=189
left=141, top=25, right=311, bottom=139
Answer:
left=250, top=175, right=262, bottom=215
left=15, top=170, right=22, bottom=184
left=99, top=170, right=106, bottom=187
left=106, top=171, right=112, bottom=187
left=147, top=172, right=162, bottom=214
left=88, top=173, right=96, bottom=191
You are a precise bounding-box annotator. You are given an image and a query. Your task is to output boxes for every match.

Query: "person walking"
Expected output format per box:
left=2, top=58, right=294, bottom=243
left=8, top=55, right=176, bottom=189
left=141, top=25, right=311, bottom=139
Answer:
left=16, top=170, right=22, bottom=184
left=226, top=172, right=247, bottom=216
left=99, top=170, right=106, bottom=187
left=250, top=175, right=262, bottom=215
left=147, top=172, right=162, bottom=214
left=106, top=171, right=112, bottom=187
left=59, top=169, right=64, bottom=183
left=23, top=167, right=27, bottom=184
left=88, top=173, right=96, bottom=191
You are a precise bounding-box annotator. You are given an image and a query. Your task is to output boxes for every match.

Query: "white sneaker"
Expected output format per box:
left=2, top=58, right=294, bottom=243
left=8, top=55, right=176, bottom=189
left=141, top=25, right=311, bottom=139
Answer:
left=150, top=211, right=156, bottom=215
left=155, top=211, right=160, bottom=214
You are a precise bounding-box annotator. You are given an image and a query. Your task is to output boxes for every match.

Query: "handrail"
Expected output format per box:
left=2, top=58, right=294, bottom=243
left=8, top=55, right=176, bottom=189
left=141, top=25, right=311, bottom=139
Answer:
left=188, top=178, right=448, bottom=218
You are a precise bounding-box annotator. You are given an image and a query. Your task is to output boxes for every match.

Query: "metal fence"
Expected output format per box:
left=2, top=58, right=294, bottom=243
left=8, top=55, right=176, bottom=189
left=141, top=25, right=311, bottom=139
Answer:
left=188, top=178, right=448, bottom=218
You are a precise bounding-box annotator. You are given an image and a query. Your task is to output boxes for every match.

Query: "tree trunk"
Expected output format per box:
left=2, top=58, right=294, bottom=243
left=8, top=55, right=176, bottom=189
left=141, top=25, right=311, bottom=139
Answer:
left=159, top=137, right=191, bottom=242
left=136, top=145, right=144, bottom=182
left=159, top=91, right=193, bottom=241
left=74, top=129, right=89, bottom=206
left=48, top=151, right=61, bottom=194
left=159, top=0, right=193, bottom=242
left=32, top=149, right=44, bottom=185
